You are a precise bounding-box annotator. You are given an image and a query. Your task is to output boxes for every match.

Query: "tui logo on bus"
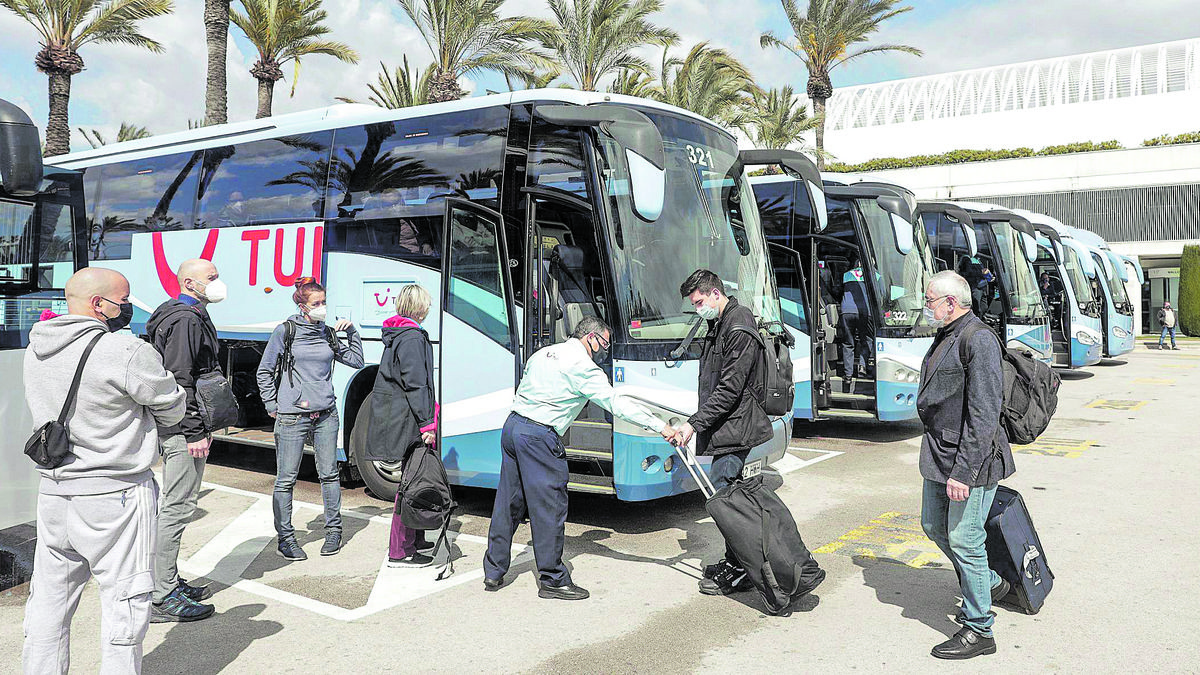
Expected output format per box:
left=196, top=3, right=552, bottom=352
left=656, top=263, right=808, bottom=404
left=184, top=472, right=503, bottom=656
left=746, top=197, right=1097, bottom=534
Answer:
left=151, top=224, right=324, bottom=298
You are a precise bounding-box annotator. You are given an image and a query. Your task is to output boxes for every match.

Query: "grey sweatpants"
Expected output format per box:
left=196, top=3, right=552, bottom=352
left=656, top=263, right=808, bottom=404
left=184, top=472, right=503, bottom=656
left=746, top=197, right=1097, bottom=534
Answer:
left=23, top=478, right=159, bottom=675
left=153, top=434, right=206, bottom=602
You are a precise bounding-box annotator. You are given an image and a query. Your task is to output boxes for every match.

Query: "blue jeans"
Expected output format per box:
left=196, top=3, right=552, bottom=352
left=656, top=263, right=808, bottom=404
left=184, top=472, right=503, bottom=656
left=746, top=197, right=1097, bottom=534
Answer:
left=273, top=408, right=342, bottom=541
left=921, top=479, right=1001, bottom=637
left=1160, top=326, right=1177, bottom=348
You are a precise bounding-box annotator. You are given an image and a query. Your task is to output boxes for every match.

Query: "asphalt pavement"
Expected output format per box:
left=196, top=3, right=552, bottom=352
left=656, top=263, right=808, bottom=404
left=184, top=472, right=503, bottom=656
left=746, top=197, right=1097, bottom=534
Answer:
left=2, top=345, right=1197, bottom=673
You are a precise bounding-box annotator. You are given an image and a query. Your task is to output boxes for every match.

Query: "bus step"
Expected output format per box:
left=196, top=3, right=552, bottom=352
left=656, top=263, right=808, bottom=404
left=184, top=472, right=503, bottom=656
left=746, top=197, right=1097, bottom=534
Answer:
left=565, top=419, right=613, bottom=450
left=567, top=473, right=615, bottom=495
left=821, top=409, right=878, bottom=420
left=566, top=447, right=613, bottom=461
left=214, top=426, right=290, bottom=449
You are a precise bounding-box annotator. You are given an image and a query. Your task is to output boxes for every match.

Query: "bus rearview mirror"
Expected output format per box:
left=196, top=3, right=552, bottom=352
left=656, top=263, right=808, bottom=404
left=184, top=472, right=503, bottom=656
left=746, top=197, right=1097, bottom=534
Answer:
left=889, top=213, right=914, bottom=255
left=0, top=98, right=43, bottom=196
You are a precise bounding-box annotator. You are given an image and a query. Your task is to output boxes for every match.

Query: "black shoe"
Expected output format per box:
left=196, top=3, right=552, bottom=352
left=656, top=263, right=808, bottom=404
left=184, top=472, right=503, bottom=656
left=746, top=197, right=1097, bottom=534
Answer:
left=1172, top=346, right=1181, bottom=350
left=277, top=537, right=307, bottom=561
left=415, top=535, right=436, bottom=554
left=387, top=552, right=434, bottom=568
left=176, top=578, right=213, bottom=602
left=931, top=628, right=996, bottom=660
left=483, top=576, right=504, bottom=592
left=991, top=577, right=1011, bottom=604
left=150, top=588, right=215, bottom=623
left=841, top=377, right=854, bottom=394
left=321, top=531, right=342, bottom=556
left=702, top=558, right=735, bottom=580
left=699, top=563, right=752, bottom=595
left=538, top=582, right=590, bottom=600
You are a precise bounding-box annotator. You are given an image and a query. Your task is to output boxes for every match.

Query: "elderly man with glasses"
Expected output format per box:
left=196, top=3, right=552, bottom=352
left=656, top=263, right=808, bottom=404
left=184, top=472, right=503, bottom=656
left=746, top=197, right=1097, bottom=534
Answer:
left=917, top=271, right=1017, bottom=660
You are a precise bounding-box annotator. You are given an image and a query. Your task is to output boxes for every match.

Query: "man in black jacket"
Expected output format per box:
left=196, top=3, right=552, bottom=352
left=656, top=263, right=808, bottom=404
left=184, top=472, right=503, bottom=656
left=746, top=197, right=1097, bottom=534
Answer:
left=917, top=271, right=1016, bottom=660
left=144, top=258, right=226, bottom=622
left=675, top=269, right=773, bottom=596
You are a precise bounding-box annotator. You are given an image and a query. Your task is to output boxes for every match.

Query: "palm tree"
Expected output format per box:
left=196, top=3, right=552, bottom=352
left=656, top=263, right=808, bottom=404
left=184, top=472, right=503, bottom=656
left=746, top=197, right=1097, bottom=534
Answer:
left=231, top=0, right=359, bottom=119
left=336, top=57, right=434, bottom=109
left=504, top=67, right=564, bottom=91
left=78, top=122, right=153, bottom=149
left=204, top=0, right=232, bottom=125
left=399, top=0, right=554, bottom=104
left=655, top=43, right=756, bottom=125
left=738, top=85, right=820, bottom=151
left=542, top=0, right=677, bottom=91
left=761, top=0, right=920, bottom=168
left=0, top=0, right=174, bottom=157
left=606, top=68, right=657, bottom=98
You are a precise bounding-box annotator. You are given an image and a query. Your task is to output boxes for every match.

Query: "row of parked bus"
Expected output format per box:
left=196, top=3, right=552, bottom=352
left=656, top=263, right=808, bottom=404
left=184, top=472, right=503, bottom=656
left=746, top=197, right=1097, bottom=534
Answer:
left=0, top=92, right=1142, bottom=517
left=747, top=163, right=1143, bottom=425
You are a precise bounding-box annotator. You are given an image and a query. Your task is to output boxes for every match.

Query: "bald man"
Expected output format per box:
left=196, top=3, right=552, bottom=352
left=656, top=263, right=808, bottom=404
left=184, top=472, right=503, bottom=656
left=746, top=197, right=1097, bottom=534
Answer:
left=144, top=258, right=227, bottom=622
left=23, top=268, right=186, bottom=674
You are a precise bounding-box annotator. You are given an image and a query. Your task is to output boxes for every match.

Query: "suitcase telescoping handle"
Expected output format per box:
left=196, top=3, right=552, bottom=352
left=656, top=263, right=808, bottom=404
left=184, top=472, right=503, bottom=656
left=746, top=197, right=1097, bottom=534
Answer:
left=674, top=443, right=717, bottom=499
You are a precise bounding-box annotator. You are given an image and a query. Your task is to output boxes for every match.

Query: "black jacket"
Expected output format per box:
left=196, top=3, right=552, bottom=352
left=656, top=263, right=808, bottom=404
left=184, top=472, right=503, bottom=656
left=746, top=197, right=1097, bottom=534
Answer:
left=916, top=312, right=1015, bottom=487
left=365, top=322, right=436, bottom=462
left=145, top=298, right=222, bottom=442
left=688, top=298, right=773, bottom=456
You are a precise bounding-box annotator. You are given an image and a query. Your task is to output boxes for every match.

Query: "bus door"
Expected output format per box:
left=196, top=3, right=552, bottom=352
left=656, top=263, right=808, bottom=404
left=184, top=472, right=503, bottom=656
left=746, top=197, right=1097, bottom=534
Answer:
left=1031, top=226, right=1071, bottom=366
left=769, top=242, right=817, bottom=419
left=521, top=188, right=616, bottom=494
left=438, top=199, right=520, bottom=487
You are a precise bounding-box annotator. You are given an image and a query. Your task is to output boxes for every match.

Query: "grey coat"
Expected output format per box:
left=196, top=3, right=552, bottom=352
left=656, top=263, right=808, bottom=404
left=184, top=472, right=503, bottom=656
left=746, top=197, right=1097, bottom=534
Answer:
left=916, top=313, right=1015, bottom=487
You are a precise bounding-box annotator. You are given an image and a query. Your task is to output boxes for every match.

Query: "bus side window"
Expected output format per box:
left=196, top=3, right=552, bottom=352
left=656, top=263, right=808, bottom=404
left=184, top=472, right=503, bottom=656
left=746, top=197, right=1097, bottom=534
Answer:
left=196, top=132, right=334, bottom=230
left=87, top=151, right=203, bottom=260
left=755, top=182, right=792, bottom=245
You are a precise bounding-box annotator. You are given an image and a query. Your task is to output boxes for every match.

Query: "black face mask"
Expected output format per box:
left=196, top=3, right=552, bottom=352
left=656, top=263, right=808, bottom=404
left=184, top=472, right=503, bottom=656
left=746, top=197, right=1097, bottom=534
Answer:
left=588, top=334, right=609, bottom=365
left=101, top=298, right=134, bottom=332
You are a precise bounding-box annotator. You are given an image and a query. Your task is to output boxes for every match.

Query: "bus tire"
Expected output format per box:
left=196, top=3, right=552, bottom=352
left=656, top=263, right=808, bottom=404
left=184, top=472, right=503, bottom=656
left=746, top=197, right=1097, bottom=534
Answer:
left=348, top=392, right=403, bottom=502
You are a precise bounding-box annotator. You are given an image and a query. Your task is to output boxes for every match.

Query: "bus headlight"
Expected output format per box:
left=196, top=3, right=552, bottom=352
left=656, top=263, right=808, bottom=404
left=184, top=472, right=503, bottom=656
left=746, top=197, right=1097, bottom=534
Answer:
left=877, top=359, right=920, bottom=384
left=1113, top=326, right=1129, bottom=338
left=1075, top=331, right=1099, bottom=346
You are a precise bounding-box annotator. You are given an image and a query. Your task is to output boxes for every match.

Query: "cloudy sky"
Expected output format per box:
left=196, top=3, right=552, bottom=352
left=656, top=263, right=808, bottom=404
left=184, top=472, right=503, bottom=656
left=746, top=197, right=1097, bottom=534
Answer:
left=1, top=0, right=1196, bottom=153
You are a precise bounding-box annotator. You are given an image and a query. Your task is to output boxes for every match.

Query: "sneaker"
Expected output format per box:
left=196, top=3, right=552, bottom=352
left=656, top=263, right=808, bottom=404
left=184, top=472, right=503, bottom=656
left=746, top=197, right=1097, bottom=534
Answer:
left=1172, top=346, right=1181, bottom=350
left=321, top=531, right=342, bottom=556
left=699, top=562, right=752, bottom=595
left=415, top=533, right=436, bottom=554
left=150, top=587, right=215, bottom=623
left=176, top=578, right=213, bottom=602
left=277, top=537, right=307, bottom=561
left=387, top=552, right=434, bottom=568
left=703, top=558, right=735, bottom=580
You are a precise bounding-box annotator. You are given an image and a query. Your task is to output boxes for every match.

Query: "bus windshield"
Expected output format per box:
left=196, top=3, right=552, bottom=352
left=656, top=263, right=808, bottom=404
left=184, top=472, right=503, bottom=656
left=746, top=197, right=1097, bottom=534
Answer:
left=1061, top=245, right=1096, bottom=307
left=857, top=198, right=933, bottom=331
left=1100, top=254, right=1131, bottom=310
left=598, top=110, right=779, bottom=341
left=989, top=223, right=1045, bottom=320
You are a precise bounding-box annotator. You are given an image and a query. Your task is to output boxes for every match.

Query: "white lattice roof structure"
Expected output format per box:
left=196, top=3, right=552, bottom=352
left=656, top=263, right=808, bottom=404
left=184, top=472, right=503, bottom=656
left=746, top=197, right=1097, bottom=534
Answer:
left=827, top=38, right=1200, bottom=131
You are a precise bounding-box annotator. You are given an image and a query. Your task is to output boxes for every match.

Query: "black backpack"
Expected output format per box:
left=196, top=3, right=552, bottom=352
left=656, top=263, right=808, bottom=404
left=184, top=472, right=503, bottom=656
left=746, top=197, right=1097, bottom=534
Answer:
left=729, top=325, right=795, bottom=417
left=959, top=323, right=1061, bottom=445
left=273, top=320, right=340, bottom=389
left=399, top=443, right=458, bottom=580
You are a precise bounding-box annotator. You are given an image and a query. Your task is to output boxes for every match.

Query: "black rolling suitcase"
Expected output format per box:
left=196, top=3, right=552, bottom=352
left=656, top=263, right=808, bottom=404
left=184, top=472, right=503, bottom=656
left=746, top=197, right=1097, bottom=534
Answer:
left=985, top=485, right=1053, bottom=614
left=675, top=447, right=825, bottom=616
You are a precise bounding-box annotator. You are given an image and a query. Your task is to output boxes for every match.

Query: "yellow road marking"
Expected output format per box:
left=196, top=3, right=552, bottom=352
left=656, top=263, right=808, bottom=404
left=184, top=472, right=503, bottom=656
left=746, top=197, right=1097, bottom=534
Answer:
left=1085, top=399, right=1148, bottom=411
left=1013, top=437, right=1096, bottom=458
left=815, top=512, right=948, bottom=569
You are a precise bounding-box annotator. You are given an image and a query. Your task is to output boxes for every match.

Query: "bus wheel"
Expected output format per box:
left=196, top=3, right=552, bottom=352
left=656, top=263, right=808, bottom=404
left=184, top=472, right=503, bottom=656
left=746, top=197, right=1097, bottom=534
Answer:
left=348, top=393, right=402, bottom=502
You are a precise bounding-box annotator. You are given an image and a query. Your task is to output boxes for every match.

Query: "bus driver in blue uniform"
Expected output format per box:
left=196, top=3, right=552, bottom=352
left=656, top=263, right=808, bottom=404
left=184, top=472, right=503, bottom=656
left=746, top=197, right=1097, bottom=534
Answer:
left=483, top=316, right=677, bottom=600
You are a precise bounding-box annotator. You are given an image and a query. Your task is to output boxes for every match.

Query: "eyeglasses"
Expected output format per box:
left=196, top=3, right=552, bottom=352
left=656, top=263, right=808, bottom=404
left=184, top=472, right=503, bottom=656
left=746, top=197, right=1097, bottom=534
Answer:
left=924, top=294, right=950, bottom=307
left=590, top=332, right=610, bottom=350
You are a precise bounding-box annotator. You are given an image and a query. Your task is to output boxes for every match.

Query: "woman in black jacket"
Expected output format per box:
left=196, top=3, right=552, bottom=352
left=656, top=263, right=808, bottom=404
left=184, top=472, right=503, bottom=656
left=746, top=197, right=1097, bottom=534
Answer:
left=367, top=284, right=438, bottom=567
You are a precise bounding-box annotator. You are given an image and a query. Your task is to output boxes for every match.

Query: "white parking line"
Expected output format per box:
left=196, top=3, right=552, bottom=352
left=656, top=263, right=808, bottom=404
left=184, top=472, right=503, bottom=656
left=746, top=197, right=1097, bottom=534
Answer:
left=181, top=481, right=531, bottom=622
left=770, top=447, right=843, bottom=474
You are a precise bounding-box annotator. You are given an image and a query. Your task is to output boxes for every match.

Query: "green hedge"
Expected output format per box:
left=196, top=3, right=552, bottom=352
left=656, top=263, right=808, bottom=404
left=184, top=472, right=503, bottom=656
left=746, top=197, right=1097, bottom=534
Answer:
left=827, top=140, right=1122, bottom=173
left=1144, top=131, right=1200, bottom=147
left=1180, top=245, right=1200, bottom=337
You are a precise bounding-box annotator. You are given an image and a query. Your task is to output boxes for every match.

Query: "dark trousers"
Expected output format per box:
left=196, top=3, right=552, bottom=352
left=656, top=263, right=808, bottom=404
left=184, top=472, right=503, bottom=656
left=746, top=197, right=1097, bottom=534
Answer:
left=710, top=449, right=750, bottom=564
left=484, top=413, right=571, bottom=587
left=839, top=312, right=872, bottom=378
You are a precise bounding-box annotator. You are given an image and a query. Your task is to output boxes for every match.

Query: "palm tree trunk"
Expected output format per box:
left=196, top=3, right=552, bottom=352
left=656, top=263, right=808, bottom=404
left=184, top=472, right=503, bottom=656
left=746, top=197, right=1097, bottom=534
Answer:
left=256, top=78, right=275, bottom=119
left=813, top=96, right=827, bottom=171
left=44, top=71, right=72, bottom=157
left=203, top=0, right=231, bottom=126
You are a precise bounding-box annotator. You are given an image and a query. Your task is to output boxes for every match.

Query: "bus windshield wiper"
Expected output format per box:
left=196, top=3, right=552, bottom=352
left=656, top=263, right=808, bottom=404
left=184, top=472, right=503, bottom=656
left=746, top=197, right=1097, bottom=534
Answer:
left=689, top=164, right=720, bottom=241
left=669, top=315, right=705, bottom=360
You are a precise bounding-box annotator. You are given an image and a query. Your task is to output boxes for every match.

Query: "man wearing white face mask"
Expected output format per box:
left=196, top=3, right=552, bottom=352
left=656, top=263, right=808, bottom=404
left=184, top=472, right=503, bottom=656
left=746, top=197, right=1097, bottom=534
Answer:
left=144, top=258, right=228, bottom=622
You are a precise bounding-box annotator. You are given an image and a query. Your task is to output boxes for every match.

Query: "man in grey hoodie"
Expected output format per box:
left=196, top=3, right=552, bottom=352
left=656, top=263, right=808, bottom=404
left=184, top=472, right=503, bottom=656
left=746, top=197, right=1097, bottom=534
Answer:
left=22, top=267, right=186, bottom=675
